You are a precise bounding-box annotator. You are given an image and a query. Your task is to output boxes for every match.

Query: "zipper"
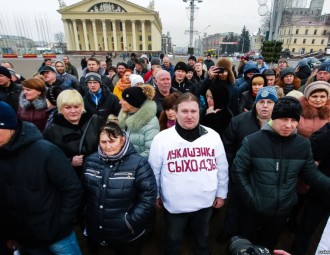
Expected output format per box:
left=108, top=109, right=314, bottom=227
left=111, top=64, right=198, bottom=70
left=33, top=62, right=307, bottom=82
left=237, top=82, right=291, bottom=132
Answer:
left=125, top=212, right=135, bottom=234
left=85, top=169, right=101, bottom=175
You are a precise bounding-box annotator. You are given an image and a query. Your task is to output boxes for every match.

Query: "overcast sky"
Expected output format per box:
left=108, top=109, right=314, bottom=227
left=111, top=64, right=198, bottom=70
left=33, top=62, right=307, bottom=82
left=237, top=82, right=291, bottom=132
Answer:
left=1, top=0, right=330, bottom=47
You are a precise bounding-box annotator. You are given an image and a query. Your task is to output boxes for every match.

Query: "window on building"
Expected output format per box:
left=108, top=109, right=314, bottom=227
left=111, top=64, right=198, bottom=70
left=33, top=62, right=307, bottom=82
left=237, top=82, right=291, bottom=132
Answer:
left=305, top=29, right=308, bottom=35
left=139, top=44, right=143, bottom=50
left=289, top=29, right=291, bottom=34
left=148, top=44, right=152, bottom=50
left=321, top=39, right=325, bottom=44
left=323, top=30, right=327, bottom=35
left=310, top=49, right=313, bottom=53
left=314, top=29, right=317, bottom=35
left=294, top=39, right=297, bottom=43
left=312, top=39, right=315, bottom=44
left=303, top=39, right=306, bottom=44
left=148, top=35, right=152, bottom=41
left=139, top=35, right=142, bottom=41
left=287, top=39, right=289, bottom=44
left=300, top=11, right=303, bottom=14
left=296, top=29, right=299, bottom=34
left=119, top=23, right=123, bottom=31
left=292, top=48, right=295, bottom=52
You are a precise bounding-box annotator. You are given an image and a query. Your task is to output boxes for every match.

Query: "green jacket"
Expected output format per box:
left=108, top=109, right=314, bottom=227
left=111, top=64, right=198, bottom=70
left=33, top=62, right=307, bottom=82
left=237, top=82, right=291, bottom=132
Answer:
left=233, top=123, right=330, bottom=216
left=119, top=100, right=159, bottom=157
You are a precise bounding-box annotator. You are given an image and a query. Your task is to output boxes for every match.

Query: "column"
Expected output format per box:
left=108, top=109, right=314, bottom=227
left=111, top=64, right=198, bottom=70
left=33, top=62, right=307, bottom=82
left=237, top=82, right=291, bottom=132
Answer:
left=72, top=19, right=80, bottom=50
left=141, top=20, right=146, bottom=51
left=122, top=20, right=127, bottom=51
left=112, top=20, right=118, bottom=51
left=131, top=20, right=137, bottom=51
left=92, top=19, right=98, bottom=51
left=101, top=19, right=108, bottom=51
left=82, top=19, right=90, bottom=51
left=62, top=19, right=71, bottom=50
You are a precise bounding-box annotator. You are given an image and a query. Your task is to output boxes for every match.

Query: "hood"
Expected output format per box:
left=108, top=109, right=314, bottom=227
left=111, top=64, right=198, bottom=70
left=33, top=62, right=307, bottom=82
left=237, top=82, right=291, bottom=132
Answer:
left=209, top=84, right=230, bottom=109
left=0, top=121, right=43, bottom=156
left=243, top=61, right=259, bottom=74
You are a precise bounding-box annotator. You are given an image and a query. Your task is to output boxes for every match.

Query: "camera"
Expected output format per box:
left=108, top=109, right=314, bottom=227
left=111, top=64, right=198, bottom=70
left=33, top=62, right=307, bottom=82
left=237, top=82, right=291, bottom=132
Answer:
left=216, top=67, right=225, bottom=74
left=228, top=236, right=271, bottom=255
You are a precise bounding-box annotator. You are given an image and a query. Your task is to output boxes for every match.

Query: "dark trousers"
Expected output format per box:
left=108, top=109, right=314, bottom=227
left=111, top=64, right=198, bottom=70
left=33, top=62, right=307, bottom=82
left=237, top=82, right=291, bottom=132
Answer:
left=237, top=206, right=288, bottom=250
left=164, top=207, right=213, bottom=255
left=87, top=236, right=145, bottom=255
left=291, top=191, right=330, bottom=255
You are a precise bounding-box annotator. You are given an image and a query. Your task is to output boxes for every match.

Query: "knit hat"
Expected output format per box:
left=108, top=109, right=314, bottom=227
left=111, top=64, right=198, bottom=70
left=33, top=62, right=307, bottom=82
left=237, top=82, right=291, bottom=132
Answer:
left=187, top=65, right=194, bottom=73
left=0, top=101, right=18, bottom=130
left=317, top=62, right=330, bottom=73
left=40, top=66, right=56, bottom=74
left=7, top=68, right=18, bottom=79
left=255, top=86, right=278, bottom=103
left=188, top=56, right=197, bottom=62
left=85, top=72, right=102, bottom=84
left=286, top=90, right=304, bottom=99
left=0, top=66, right=12, bottom=79
left=150, top=57, right=161, bottom=66
left=303, top=81, right=330, bottom=99
left=46, top=85, right=63, bottom=106
left=280, top=67, right=295, bottom=79
left=174, top=62, right=188, bottom=73
left=122, top=85, right=155, bottom=108
left=271, top=96, right=302, bottom=121
left=278, top=58, right=288, bottom=64
left=257, top=55, right=264, bottom=60
left=262, top=69, right=276, bottom=76
left=129, top=74, right=144, bottom=87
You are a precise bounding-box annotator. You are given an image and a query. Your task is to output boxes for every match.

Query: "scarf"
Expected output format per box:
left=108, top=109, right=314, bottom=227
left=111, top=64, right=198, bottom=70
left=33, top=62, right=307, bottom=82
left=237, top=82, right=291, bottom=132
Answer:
left=88, top=88, right=102, bottom=106
left=167, top=119, right=176, bottom=129
left=175, top=122, right=200, bottom=142
left=116, top=78, right=131, bottom=91
left=284, top=84, right=294, bottom=95
left=98, top=131, right=130, bottom=162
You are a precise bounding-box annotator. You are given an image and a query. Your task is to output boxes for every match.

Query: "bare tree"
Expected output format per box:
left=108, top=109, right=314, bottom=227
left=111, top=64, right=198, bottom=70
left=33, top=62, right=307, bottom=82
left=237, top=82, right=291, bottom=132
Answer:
left=54, top=32, right=65, bottom=52
left=259, top=12, right=271, bottom=35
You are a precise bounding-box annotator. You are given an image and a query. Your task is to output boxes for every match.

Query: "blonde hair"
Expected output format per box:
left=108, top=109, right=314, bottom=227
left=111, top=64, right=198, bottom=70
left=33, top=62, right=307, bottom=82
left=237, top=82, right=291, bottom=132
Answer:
left=57, top=89, right=85, bottom=113
left=251, top=76, right=265, bottom=86
left=273, top=85, right=285, bottom=98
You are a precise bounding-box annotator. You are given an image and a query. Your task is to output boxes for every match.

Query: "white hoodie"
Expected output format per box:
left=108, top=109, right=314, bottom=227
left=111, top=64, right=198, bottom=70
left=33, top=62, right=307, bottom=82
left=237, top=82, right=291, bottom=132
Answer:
left=149, top=126, right=228, bottom=213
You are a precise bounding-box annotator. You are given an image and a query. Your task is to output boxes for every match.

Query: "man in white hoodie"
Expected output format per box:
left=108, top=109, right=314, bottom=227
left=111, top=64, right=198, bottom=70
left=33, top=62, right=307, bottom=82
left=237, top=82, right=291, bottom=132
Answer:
left=149, top=92, right=228, bottom=255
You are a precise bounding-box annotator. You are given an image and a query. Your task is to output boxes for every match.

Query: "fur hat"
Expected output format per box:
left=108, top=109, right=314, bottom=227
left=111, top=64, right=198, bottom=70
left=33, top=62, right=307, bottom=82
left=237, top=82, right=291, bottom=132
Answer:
left=271, top=96, right=302, bottom=121
left=280, top=67, right=295, bottom=79
left=122, top=85, right=155, bottom=108
left=303, top=81, right=330, bottom=99
left=174, top=62, right=188, bottom=73
left=0, top=101, right=18, bottom=130
left=216, top=58, right=235, bottom=84
left=85, top=72, right=102, bottom=84
left=255, top=86, right=278, bottom=103
left=0, top=66, right=12, bottom=79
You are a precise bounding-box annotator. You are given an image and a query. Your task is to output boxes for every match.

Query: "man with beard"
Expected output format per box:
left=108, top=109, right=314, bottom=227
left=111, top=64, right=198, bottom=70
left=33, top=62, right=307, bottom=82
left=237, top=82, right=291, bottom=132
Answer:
left=54, top=60, right=78, bottom=89
left=111, top=62, right=129, bottom=87
left=63, top=56, right=78, bottom=79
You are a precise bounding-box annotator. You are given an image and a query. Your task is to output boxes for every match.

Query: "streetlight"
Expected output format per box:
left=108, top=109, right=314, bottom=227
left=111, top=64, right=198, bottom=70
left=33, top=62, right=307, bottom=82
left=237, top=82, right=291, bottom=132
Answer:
left=183, top=0, right=203, bottom=53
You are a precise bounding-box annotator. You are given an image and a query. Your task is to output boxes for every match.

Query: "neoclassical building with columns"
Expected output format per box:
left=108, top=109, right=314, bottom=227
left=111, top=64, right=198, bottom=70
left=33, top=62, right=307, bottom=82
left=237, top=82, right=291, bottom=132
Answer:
left=57, top=0, right=162, bottom=53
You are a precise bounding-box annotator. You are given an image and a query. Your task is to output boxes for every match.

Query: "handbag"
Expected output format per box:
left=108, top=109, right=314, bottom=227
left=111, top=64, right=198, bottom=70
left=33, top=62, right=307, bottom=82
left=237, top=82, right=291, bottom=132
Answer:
left=78, top=114, right=97, bottom=155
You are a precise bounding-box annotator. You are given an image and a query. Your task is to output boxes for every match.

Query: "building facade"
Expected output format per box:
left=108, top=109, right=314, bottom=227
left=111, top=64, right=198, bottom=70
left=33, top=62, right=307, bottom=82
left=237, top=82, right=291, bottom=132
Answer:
left=58, top=0, right=162, bottom=53
left=0, top=35, right=36, bottom=54
left=278, top=19, right=329, bottom=54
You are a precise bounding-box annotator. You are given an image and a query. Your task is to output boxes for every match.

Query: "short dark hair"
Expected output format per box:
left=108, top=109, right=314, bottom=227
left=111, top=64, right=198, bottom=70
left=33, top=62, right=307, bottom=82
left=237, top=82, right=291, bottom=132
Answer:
left=87, top=57, right=100, bottom=65
left=174, top=92, right=200, bottom=111
left=162, top=92, right=180, bottom=110
left=100, top=122, right=124, bottom=139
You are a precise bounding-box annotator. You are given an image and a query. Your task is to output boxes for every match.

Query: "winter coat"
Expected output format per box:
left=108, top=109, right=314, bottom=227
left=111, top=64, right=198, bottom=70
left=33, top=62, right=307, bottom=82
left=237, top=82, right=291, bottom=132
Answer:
left=297, top=97, right=330, bottom=138
left=204, top=59, right=215, bottom=70
left=65, top=62, right=78, bottom=79
left=0, top=121, right=82, bottom=247
left=223, top=107, right=261, bottom=166
left=83, top=86, right=121, bottom=123
left=0, top=81, right=22, bottom=112
left=17, top=93, right=49, bottom=132
left=118, top=100, right=159, bottom=157
left=43, top=112, right=103, bottom=175
left=161, top=64, right=174, bottom=77
left=171, top=77, right=195, bottom=94
left=232, top=123, right=330, bottom=216
left=83, top=143, right=157, bottom=244
left=276, top=77, right=301, bottom=95
left=59, top=73, right=79, bottom=89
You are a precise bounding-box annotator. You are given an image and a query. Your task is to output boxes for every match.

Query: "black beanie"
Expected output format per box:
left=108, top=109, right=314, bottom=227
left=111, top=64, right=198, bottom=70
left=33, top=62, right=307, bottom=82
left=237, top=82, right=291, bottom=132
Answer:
left=0, top=66, right=12, bottom=79
left=122, top=87, right=147, bottom=108
left=0, top=101, right=18, bottom=130
left=174, top=62, right=188, bottom=73
left=271, top=96, right=302, bottom=122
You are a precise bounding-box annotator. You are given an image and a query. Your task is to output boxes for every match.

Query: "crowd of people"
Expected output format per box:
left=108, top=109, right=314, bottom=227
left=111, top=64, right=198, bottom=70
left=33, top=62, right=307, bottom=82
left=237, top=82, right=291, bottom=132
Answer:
left=1, top=52, right=330, bottom=255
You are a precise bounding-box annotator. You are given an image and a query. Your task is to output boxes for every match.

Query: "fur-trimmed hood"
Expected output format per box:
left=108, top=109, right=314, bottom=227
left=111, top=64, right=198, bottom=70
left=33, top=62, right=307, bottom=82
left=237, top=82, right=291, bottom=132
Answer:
left=19, top=92, right=47, bottom=110
left=277, top=77, right=301, bottom=90
left=299, top=97, right=330, bottom=119
left=118, top=100, right=157, bottom=132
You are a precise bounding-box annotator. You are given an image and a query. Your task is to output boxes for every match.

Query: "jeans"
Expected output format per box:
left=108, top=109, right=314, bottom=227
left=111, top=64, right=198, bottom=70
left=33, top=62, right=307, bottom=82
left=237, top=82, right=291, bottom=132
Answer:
left=164, top=207, right=213, bottom=255
left=21, top=231, right=82, bottom=255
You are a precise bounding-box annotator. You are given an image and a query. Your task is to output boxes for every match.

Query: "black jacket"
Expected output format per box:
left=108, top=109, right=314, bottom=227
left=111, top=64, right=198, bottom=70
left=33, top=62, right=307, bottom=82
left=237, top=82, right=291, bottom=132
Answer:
left=233, top=124, right=330, bottom=216
left=83, top=86, right=121, bottom=123
left=79, top=69, right=113, bottom=96
left=83, top=143, right=157, bottom=244
left=171, top=77, right=195, bottom=94
left=0, top=122, right=82, bottom=247
left=0, top=81, right=22, bottom=112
